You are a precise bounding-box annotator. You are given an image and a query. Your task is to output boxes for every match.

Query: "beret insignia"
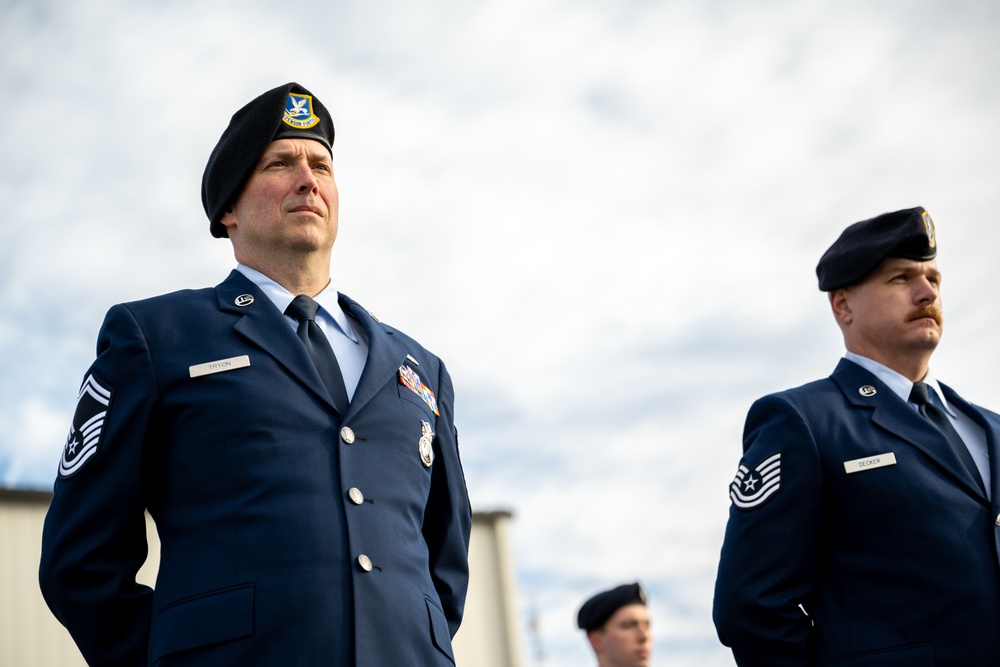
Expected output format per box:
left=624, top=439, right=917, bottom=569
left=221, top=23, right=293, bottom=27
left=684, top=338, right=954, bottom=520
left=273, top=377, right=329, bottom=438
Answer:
left=921, top=209, right=936, bottom=249
left=283, top=92, right=320, bottom=129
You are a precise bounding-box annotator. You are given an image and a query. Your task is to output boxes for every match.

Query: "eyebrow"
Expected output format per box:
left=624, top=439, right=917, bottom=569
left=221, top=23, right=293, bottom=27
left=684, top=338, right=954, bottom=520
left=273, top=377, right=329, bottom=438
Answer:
left=880, top=261, right=940, bottom=278
left=258, top=147, right=332, bottom=164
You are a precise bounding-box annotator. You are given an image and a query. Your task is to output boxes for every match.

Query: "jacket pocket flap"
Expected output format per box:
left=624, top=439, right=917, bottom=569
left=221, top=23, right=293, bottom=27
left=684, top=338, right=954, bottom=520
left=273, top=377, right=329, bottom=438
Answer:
left=151, top=584, right=254, bottom=660
left=425, top=596, right=456, bottom=664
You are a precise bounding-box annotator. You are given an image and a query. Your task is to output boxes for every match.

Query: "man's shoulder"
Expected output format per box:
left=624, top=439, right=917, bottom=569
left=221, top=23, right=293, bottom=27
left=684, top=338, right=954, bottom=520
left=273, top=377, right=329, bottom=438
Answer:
left=756, top=375, right=841, bottom=407
left=123, top=286, right=217, bottom=308
left=757, top=358, right=880, bottom=406
left=115, top=271, right=249, bottom=316
left=110, top=286, right=219, bottom=322
left=744, top=371, right=859, bottom=435
left=339, top=293, right=442, bottom=362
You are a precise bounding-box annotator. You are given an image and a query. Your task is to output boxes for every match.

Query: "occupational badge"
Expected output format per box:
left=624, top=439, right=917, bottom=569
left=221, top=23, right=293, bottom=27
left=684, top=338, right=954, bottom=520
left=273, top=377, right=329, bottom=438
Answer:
left=59, top=373, right=113, bottom=478
left=729, top=452, right=781, bottom=510
left=282, top=92, right=320, bottom=129
left=418, top=420, right=435, bottom=467
left=398, top=364, right=439, bottom=416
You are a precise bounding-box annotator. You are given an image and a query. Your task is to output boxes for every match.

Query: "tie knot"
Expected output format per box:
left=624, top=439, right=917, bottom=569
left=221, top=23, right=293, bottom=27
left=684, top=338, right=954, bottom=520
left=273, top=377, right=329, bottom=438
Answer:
left=286, top=294, right=320, bottom=322
left=909, top=381, right=931, bottom=406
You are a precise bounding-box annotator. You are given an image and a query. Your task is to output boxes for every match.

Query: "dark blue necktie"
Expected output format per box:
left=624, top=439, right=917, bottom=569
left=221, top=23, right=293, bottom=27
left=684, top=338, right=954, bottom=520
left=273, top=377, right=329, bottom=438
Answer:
left=285, top=295, right=350, bottom=414
left=909, top=381, right=984, bottom=493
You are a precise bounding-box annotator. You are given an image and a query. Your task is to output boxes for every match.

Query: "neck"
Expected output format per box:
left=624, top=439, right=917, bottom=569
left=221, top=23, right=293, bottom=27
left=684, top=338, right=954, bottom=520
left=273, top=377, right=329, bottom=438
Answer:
left=238, top=251, right=332, bottom=297
left=846, top=346, right=931, bottom=383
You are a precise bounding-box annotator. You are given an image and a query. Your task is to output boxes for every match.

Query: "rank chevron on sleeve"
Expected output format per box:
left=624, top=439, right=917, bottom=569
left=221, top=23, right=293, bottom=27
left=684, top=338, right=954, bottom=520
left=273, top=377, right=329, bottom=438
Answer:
left=58, top=374, right=112, bottom=478
left=729, top=452, right=781, bottom=510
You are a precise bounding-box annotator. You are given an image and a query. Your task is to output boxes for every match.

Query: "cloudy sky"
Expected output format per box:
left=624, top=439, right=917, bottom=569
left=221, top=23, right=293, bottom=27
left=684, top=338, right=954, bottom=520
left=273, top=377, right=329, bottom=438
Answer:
left=3, top=0, right=999, bottom=664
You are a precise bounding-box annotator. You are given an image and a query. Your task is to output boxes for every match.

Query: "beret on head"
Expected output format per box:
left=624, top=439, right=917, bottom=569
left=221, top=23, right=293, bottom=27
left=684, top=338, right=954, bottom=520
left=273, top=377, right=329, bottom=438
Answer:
left=816, top=206, right=937, bottom=291
left=577, top=582, right=647, bottom=631
left=201, top=82, right=335, bottom=238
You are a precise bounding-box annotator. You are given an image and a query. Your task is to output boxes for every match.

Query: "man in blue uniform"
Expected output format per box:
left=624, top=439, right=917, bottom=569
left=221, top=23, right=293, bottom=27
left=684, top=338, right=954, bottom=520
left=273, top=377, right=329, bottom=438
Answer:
left=39, top=82, right=471, bottom=666
left=713, top=207, right=1000, bottom=666
left=577, top=583, right=652, bottom=667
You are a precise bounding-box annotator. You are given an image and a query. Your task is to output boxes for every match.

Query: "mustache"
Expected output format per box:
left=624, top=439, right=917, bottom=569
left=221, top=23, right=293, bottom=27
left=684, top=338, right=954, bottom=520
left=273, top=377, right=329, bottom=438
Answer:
left=906, top=305, right=942, bottom=325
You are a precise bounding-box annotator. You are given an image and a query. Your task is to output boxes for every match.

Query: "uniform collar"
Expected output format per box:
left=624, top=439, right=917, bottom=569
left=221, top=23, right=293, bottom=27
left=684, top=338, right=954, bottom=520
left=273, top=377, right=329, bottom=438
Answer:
left=844, top=351, right=953, bottom=415
left=235, top=264, right=358, bottom=343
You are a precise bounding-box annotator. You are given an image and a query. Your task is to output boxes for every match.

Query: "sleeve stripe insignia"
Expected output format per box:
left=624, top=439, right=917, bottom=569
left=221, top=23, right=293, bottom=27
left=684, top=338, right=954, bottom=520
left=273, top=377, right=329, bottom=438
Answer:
left=59, top=374, right=113, bottom=478
left=398, top=364, right=439, bottom=416
left=79, top=373, right=111, bottom=405
left=729, top=452, right=781, bottom=510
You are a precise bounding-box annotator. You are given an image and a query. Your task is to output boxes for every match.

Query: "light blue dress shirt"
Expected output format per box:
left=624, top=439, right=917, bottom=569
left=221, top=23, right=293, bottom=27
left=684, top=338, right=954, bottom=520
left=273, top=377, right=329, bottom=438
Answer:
left=236, top=264, right=369, bottom=400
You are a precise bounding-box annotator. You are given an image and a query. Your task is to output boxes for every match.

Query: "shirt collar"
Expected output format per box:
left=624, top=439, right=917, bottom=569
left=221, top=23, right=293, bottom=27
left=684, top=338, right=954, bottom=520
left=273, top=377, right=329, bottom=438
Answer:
left=844, top=351, right=952, bottom=414
left=235, top=264, right=358, bottom=343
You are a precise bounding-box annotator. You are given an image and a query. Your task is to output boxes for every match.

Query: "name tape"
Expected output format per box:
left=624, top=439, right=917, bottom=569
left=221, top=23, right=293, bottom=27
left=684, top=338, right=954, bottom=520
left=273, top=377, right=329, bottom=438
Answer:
left=844, top=452, right=897, bottom=474
left=189, top=355, right=251, bottom=378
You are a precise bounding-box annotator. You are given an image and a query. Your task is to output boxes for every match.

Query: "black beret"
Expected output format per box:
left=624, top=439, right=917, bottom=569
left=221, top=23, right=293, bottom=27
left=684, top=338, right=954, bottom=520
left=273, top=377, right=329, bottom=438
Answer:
left=816, top=206, right=937, bottom=291
left=201, top=82, right=335, bottom=238
left=577, top=582, right=647, bottom=631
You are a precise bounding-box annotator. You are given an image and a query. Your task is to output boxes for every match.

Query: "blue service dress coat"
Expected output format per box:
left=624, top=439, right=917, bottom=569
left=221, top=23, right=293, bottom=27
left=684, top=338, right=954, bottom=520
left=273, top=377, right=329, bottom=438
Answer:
left=39, top=270, right=471, bottom=667
left=713, top=358, right=1000, bottom=667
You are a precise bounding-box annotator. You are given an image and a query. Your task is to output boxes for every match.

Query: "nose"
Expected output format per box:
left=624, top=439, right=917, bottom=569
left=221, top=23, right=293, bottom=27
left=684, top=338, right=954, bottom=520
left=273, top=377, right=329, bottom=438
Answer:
left=914, top=275, right=938, bottom=304
left=295, top=164, right=319, bottom=193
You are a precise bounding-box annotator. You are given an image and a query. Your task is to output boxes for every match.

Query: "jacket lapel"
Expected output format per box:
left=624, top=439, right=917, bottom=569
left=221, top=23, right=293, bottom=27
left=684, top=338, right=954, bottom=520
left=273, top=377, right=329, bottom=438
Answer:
left=215, top=270, right=338, bottom=412
left=832, top=358, right=986, bottom=501
left=940, top=384, right=1000, bottom=505
left=338, top=294, right=408, bottom=419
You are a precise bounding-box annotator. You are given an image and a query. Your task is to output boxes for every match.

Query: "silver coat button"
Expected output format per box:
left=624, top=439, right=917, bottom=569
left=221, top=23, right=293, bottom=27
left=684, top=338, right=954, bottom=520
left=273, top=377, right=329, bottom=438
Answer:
left=358, top=554, right=373, bottom=572
left=348, top=488, right=365, bottom=505
left=996, top=513, right=1000, bottom=527
left=341, top=427, right=355, bottom=444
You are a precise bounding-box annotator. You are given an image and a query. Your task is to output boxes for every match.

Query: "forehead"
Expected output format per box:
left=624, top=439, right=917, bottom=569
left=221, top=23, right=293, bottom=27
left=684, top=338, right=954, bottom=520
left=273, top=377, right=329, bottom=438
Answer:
left=872, top=256, right=940, bottom=276
left=605, top=604, right=649, bottom=626
left=259, top=138, right=332, bottom=161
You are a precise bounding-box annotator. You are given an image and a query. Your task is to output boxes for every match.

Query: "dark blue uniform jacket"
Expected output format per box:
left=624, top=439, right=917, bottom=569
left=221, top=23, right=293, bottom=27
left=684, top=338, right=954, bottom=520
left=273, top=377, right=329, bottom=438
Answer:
left=39, top=270, right=471, bottom=667
left=714, top=358, right=1000, bottom=667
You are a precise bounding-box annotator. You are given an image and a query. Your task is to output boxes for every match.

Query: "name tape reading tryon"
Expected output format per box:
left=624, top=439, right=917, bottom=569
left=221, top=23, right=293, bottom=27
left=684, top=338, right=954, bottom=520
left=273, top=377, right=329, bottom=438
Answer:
left=189, top=355, right=251, bottom=378
left=843, top=452, right=897, bottom=474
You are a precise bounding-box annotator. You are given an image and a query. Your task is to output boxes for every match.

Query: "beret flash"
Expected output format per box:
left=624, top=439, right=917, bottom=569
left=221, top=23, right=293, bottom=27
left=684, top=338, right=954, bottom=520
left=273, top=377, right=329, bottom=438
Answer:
left=201, top=82, right=335, bottom=238
left=577, top=582, right=647, bottom=631
left=816, top=206, right=937, bottom=291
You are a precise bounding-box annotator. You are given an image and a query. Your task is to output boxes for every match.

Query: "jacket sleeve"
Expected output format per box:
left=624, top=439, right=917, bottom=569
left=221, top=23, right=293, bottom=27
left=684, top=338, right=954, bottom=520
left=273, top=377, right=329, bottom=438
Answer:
left=713, top=393, right=824, bottom=667
left=421, top=359, right=472, bottom=637
left=39, top=304, right=157, bottom=667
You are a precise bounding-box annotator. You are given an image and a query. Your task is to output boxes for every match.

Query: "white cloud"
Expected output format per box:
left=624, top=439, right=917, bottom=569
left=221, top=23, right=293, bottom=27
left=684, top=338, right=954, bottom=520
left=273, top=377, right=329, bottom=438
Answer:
left=2, top=0, right=1000, bottom=664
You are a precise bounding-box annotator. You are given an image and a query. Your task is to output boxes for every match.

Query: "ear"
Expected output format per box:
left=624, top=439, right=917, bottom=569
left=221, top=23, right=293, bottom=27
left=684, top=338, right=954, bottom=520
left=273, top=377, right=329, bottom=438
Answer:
left=220, top=206, right=237, bottom=233
left=829, top=289, right=852, bottom=326
left=587, top=629, right=603, bottom=654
